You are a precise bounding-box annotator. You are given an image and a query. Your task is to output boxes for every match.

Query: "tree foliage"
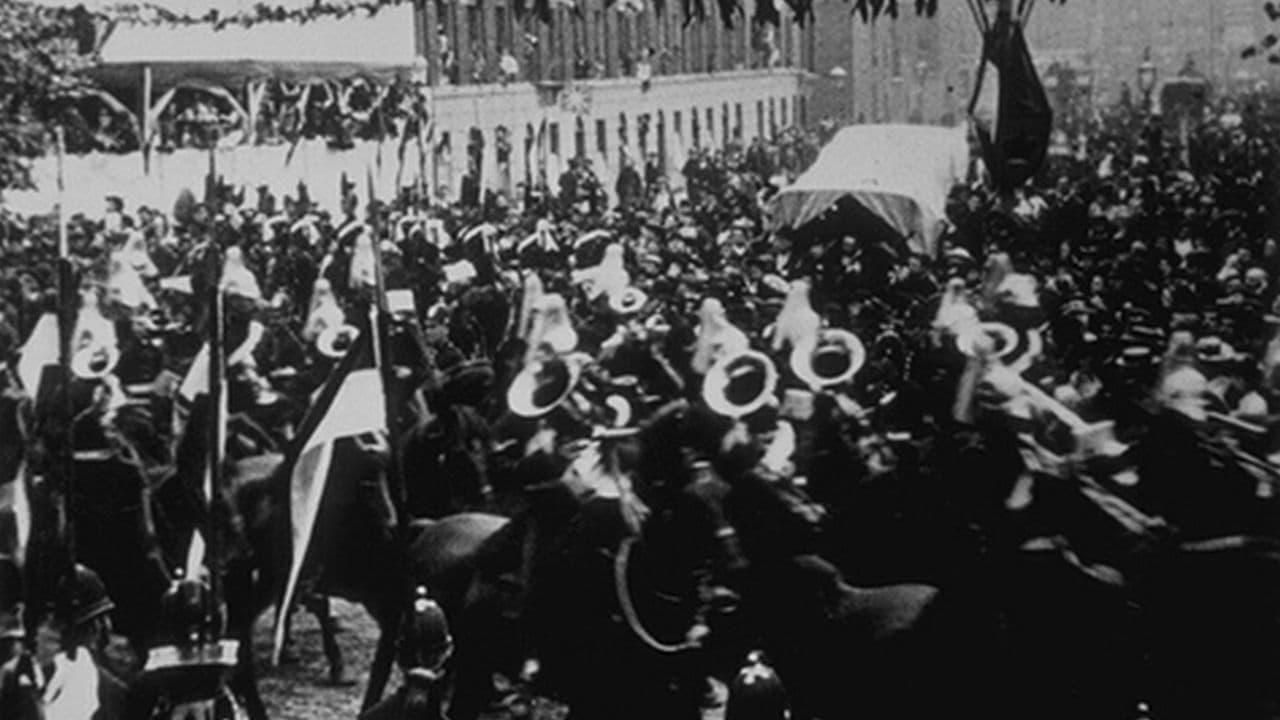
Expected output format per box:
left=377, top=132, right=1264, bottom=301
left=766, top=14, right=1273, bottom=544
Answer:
left=1241, top=2, right=1280, bottom=64
left=0, top=2, right=95, bottom=191
left=0, top=0, right=1080, bottom=192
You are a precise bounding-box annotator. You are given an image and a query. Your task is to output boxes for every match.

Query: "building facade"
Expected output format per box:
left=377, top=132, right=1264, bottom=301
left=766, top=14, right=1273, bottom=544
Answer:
left=416, top=0, right=818, bottom=193
left=838, top=0, right=1273, bottom=127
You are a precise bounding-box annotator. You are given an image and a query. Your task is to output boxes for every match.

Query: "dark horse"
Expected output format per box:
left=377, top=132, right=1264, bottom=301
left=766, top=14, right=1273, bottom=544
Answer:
left=430, top=400, right=748, bottom=720
left=695, top=414, right=1028, bottom=720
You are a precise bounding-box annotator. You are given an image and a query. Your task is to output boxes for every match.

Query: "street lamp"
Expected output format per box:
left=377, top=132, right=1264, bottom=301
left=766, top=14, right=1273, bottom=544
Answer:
left=913, top=60, right=929, bottom=123
left=828, top=66, right=849, bottom=122
left=1137, top=47, right=1158, bottom=114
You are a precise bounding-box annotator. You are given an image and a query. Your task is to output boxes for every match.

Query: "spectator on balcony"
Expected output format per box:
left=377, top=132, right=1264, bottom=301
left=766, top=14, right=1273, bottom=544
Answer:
left=472, top=45, right=489, bottom=84
left=644, top=151, right=662, bottom=190
left=575, top=53, right=593, bottom=80
left=499, top=49, right=520, bottom=85
left=636, top=48, right=654, bottom=92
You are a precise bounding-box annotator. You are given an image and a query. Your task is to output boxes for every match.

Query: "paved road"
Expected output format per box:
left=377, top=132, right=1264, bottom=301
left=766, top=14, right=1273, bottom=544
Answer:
left=255, top=599, right=568, bottom=720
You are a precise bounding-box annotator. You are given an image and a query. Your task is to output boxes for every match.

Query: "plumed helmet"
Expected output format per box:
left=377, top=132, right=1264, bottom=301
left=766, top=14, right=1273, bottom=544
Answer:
left=398, top=587, right=453, bottom=673
left=221, top=247, right=262, bottom=301
left=55, top=564, right=114, bottom=628
left=172, top=188, right=198, bottom=227
left=726, top=650, right=789, bottom=720
left=142, top=575, right=238, bottom=694
left=155, top=576, right=220, bottom=648
left=770, top=279, right=820, bottom=354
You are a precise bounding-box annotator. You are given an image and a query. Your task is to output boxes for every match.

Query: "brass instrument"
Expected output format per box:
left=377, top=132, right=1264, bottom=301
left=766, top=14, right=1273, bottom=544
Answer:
left=507, top=355, right=583, bottom=418
left=316, top=324, right=360, bottom=359
left=71, top=343, right=121, bottom=380
left=702, top=350, right=779, bottom=419
left=790, top=328, right=867, bottom=390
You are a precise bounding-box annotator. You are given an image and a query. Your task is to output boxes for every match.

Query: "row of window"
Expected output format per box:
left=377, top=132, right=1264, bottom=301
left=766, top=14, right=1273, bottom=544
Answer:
left=423, top=0, right=816, bottom=86
left=437, top=94, right=805, bottom=164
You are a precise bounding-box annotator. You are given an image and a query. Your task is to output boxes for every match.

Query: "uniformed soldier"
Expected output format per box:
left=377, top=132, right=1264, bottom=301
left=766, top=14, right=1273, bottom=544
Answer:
left=359, top=586, right=453, bottom=720
left=43, top=564, right=130, bottom=720
left=726, top=651, right=789, bottom=720
left=133, top=574, right=240, bottom=720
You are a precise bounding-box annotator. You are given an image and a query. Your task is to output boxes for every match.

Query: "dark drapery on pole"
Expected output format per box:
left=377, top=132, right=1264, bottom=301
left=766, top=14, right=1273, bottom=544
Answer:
left=968, top=2, right=1052, bottom=194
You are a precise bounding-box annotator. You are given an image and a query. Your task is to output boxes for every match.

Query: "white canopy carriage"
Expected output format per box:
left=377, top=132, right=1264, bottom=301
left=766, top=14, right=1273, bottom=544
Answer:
left=767, top=124, right=971, bottom=257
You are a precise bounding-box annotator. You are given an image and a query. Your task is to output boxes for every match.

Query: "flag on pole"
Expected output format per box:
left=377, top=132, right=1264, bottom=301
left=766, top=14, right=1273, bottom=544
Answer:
left=0, top=460, right=32, bottom=568
left=272, top=324, right=386, bottom=663
left=967, top=5, right=1052, bottom=193
left=170, top=340, right=226, bottom=580
left=0, top=388, right=32, bottom=566
left=17, top=314, right=60, bottom=406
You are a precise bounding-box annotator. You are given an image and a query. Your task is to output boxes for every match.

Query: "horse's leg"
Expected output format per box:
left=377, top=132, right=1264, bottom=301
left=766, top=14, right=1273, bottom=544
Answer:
left=446, top=579, right=508, bottom=720
left=305, top=594, right=350, bottom=685
left=447, top=642, right=499, bottom=720
left=361, top=604, right=403, bottom=711
left=226, top=558, right=270, bottom=720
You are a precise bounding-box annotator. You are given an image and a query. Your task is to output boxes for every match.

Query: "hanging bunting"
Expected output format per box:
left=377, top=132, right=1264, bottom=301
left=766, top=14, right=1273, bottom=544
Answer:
left=535, top=0, right=553, bottom=24
left=682, top=0, right=706, bottom=26
left=968, top=4, right=1053, bottom=193
left=782, top=0, right=813, bottom=25
left=754, top=0, right=780, bottom=28
left=715, top=0, right=740, bottom=28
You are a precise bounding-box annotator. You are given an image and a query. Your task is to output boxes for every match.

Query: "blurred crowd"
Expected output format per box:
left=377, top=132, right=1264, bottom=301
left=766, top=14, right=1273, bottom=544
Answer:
left=6, top=93, right=1280, bottom=719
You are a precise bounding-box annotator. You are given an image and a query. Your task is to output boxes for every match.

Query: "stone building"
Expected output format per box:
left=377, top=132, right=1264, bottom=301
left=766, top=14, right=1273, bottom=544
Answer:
left=828, top=0, right=1272, bottom=127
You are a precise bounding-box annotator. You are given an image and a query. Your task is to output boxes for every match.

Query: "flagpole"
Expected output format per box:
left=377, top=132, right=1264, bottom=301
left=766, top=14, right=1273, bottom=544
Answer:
left=54, top=124, right=77, bottom=577
left=56, top=127, right=68, bottom=259
left=206, top=247, right=226, bottom=623
left=365, top=168, right=408, bottom=539
left=205, top=138, right=218, bottom=208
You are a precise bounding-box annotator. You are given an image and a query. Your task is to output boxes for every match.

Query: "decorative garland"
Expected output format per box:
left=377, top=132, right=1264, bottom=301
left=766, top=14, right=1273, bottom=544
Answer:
left=85, top=0, right=409, bottom=30
left=50, top=0, right=1031, bottom=34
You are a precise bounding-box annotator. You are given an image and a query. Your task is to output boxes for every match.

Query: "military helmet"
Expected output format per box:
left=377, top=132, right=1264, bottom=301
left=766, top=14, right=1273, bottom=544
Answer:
left=142, top=575, right=237, bottom=690
left=155, top=576, right=221, bottom=648
left=726, top=650, right=789, bottom=720
left=54, top=564, right=114, bottom=628
left=398, top=586, right=453, bottom=674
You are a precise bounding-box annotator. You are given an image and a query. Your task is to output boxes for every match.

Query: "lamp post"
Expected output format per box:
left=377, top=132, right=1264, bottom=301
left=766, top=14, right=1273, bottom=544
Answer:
left=829, top=65, right=849, bottom=123
left=913, top=60, right=928, bottom=123
left=1137, top=47, right=1158, bottom=115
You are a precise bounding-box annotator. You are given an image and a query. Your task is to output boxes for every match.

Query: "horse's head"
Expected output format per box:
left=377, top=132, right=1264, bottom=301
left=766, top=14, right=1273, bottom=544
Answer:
left=636, top=401, right=748, bottom=577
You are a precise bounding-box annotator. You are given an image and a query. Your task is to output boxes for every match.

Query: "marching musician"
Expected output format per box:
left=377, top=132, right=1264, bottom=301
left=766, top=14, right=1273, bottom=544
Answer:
left=358, top=587, right=453, bottom=720
left=40, top=565, right=130, bottom=720
left=1128, top=364, right=1262, bottom=539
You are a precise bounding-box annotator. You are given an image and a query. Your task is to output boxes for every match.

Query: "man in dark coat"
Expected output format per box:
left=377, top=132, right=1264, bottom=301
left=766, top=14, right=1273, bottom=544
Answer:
left=616, top=156, right=645, bottom=211
left=1128, top=365, right=1259, bottom=539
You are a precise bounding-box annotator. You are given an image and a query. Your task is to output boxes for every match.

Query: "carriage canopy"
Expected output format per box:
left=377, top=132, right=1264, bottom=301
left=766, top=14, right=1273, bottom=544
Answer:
left=767, top=124, right=970, bottom=257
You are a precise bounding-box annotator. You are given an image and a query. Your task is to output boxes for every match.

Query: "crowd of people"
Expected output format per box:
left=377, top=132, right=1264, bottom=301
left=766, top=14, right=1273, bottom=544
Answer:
left=4, top=90, right=1280, bottom=720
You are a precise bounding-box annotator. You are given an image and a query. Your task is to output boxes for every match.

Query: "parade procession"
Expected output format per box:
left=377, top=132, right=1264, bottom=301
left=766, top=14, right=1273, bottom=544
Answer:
left=10, top=0, right=1280, bottom=718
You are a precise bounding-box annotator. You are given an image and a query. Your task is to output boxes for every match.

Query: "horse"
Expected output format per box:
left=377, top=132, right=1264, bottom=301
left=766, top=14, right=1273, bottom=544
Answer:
left=688, top=403, right=1057, bottom=720
left=429, top=401, right=745, bottom=720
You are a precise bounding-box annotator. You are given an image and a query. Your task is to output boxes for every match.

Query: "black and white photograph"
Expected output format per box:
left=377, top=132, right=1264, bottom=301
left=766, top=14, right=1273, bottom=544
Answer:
left=3, top=0, right=1280, bottom=719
